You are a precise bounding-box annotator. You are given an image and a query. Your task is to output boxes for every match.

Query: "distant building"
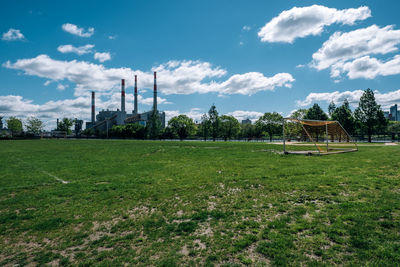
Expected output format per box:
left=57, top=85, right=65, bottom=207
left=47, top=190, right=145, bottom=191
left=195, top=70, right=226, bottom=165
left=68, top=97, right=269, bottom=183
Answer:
left=241, top=118, right=252, bottom=125
left=389, top=104, right=399, bottom=121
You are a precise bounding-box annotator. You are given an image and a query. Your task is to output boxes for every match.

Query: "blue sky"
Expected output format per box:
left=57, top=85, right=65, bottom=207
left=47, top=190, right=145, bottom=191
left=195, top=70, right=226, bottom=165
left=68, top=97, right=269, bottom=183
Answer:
left=1, top=0, right=400, bottom=129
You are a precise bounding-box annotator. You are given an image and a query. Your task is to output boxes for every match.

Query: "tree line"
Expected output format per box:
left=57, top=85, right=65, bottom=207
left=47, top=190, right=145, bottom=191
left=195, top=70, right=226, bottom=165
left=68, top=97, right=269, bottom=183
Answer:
left=2, top=89, right=400, bottom=142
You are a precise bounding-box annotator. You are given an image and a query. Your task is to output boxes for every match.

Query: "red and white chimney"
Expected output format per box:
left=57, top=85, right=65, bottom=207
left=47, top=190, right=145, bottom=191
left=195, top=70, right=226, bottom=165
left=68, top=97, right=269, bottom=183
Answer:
left=91, top=91, right=95, bottom=124
left=153, top=72, right=157, bottom=112
left=134, top=75, right=138, bottom=114
left=121, top=79, right=125, bottom=113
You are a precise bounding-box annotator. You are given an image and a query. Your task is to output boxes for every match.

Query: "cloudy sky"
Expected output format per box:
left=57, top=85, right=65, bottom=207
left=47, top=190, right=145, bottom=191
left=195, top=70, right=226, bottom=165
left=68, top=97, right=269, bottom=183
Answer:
left=1, top=0, right=400, bottom=129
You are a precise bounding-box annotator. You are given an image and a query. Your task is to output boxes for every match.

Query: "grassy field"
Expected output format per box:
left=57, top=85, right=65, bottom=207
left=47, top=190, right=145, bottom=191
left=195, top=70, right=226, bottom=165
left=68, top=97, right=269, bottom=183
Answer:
left=0, top=140, right=399, bottom=266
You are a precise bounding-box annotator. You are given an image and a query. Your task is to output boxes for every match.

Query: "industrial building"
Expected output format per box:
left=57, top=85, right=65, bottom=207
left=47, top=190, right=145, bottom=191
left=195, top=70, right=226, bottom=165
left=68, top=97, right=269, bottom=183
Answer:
left=86, top=72, right=165, bottom=131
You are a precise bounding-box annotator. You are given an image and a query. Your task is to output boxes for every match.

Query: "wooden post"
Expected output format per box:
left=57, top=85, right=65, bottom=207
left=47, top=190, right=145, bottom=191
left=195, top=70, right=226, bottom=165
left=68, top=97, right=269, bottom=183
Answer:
left=326, top=123, right=328, bottom=152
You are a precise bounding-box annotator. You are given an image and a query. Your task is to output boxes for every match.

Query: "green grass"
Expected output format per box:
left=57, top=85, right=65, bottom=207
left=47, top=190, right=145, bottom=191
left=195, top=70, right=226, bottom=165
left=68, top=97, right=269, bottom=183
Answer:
left=0, top=140, right=399, bottom=266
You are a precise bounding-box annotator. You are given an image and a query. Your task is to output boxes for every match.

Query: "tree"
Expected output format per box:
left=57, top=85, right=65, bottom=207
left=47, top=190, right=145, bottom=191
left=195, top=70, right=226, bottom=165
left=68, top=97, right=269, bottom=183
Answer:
left=168, top=115, right=195, bottom=140
left=304, top=104, right=328, bottom=121
left=160, top=126, right=176, bottom=139
left=255, top=112, right=283, bottom=142
left=6, top=117, right=23, bottom=135
left=0, top=116, right=3, bottom=129
left=291, top=109, right=308, bottom=120
left=147, top=111, right=162, bottom=139
left=240, top=123, right=256, bottom=140
left=354, top=89, right=387, bottom=142
left=388, top=121, right=400, bottom=141
left=328, top=101, right=336, bottom=118
left=285, top=109, right=308, bottom=140
left=82, top=128, right=95, bottom=137
left=208, top=104, right=220, bottom=141
left=331, top=99, right=355, bottom=135
left=26, top=117, right=44, bottom=135
left=129, top=123, right=146, bottom=139
left=199, top=114, right=211, bottom=141
left=220, top=115, right=240, bottom=141
left=57, top=118, right=74, bottom=135
left=303, top=104, right=328, bottom=141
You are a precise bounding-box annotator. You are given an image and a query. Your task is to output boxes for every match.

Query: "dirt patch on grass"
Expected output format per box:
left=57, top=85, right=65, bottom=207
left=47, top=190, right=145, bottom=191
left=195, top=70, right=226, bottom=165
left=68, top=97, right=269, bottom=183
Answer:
left=128, top=205, right=156, bottom=219
left=385, top=142, right=398, bottom=146
left=195, top=222, right=213, bottom=237
left=180, top=244, right=189, bottom=256
left=246, top=243, right=271, bottom=265
left=207, top=201, right=216, bottom=211
left=193, top=239, right=206, bottom=250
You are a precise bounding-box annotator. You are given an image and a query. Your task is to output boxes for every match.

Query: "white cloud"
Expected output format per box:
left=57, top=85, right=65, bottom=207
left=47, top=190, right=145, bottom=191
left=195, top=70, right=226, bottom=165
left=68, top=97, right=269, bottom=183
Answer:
left=3, top=54, right=135, bottom=96
left=3, top=55, right=295, bottom=97
left=258, top=5, right=371, bottom=43
left=339, top=55, right=400, bottom=79
left=140, top=96, right=172, bottom=106
left=108, top=35, right=117, bottom=40
left=2, top=28, right=25, bottom=41
left=296, top=89, right=400, bottom=109
left=43, top=80, right=52, bottom=86
left=165, top=108, right=205, bottom=124
left=226, top=110, right=264, bottom=122
left=57, top=44, right=94, bottom=55
left=242, top=25, right=251, bottom=31
left=216, top=72, right=294, bottom=95
left=312, top=25, right=400, bottom=72
left=56, top=84, right=65, bottom=91
left=0, top=95, right=91, bottom=130
left=153, top=60, right=294, bottom=95
left=62, top=23, right=94, bottom=37
left=94, top=52, right=111, bottom=62
left=296, top=64, right=305, bottom=68
left=296, top=90, right=364, bottom=107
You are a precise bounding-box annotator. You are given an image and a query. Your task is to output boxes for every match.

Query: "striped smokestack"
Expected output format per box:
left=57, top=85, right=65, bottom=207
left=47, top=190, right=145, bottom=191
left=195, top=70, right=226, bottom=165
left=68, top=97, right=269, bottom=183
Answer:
left=153, top=71, right=157, bottom=112
left=91, top=91, right=95, bottom=124
left=134, top=75, right=138, bottom=114
left=121, top=79, right=125, bottom=112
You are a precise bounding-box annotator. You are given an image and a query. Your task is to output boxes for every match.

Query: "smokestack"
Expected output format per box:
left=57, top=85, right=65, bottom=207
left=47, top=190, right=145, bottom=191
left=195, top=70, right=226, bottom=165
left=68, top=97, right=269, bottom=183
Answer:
left=134, top=75, right=138, bottom=114
left=153, top=71, right=157, bottom=112
left=91, top=91, right=95, bottom=124
left=121, top=79, right=126, bottom=113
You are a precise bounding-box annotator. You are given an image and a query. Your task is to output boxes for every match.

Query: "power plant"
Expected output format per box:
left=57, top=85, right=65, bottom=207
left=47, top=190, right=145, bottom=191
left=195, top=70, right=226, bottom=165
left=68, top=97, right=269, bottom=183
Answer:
left=85, top=72, right=166, bottom=131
